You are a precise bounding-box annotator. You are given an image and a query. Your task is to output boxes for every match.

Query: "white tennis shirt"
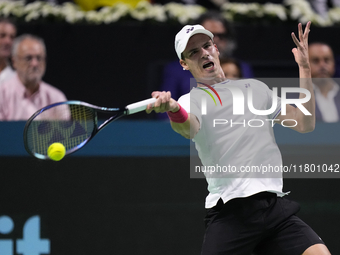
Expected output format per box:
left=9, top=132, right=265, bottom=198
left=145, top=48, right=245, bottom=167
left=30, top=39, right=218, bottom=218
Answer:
left=178, top=79, right=288, bottom=208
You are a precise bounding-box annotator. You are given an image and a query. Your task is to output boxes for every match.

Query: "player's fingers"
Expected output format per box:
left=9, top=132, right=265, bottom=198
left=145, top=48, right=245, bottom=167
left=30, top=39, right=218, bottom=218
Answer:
left=292, top=48, right=298, bottom=56
left=303, top=21, right=311, bottom=38
left=166, top=91, right=171, bottom=102
left=161, top=91, right=167, bottom=104
left=154, top=96, right=163, bottom=108
left=291, top=32, right=300, bottom=48
left=159, top=91, right=167, bottom=112
left=158, top=99, right=165, bottom=111
left=303, top=21, right=311, bottom=45
left=151, top=91, right=162, bottom=98
left=148, top=92, right=168, bottom=113
left=151, top=91, right=172, bottom=112
left=298, top=23, right=303, bottom=42
left=159, top=92, right=170, bottom=112
left=160, top=101, right=169, bottom=112
left=146, top=105, right=153, bottom=114
left=164, top=91, right=171, bottom=101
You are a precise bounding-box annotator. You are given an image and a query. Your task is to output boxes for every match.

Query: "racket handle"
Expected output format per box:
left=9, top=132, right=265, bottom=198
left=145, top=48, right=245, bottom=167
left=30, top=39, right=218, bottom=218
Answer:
left=126, top=98, right=156, bottom=115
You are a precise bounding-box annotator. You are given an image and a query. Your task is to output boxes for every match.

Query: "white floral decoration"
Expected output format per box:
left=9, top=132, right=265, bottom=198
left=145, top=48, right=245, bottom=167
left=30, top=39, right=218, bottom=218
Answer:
left=221, top=3, right=262, bottom=20
left=328, top=7, right=340, bottom=24
left=0, top=1, right=25, bottom=17
left=263, top=3, right=287, bottom=21
left=0, top=0, right=338, bottom=26
left=164, top=2, right=205, bottom=24
left=61, top=2, right=84, bottom=24
left=222, top=2, right=288, bottom=21
left=284, top=0, right=332, bottom=26
left=130, top=1, right=167, bottom=22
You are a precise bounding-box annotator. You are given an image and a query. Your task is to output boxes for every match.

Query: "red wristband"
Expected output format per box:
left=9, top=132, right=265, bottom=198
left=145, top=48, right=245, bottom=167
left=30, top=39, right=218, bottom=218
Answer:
left=167, top=104, right=188, bottom=123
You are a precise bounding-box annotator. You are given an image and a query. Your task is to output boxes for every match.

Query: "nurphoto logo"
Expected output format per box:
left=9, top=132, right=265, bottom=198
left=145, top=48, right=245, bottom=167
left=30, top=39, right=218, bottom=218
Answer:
left=199, top=84, right=311, bottom=128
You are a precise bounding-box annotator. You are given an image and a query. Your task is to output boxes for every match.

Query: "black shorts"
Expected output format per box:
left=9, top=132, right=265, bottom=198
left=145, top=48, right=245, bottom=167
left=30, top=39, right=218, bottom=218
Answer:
left=201, top=192, right=324, bottom=255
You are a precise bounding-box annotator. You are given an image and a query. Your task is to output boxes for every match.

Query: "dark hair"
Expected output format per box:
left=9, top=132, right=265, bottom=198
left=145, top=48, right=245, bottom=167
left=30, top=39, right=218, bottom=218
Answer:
left=220, top=57, right=243, bottom=78
left=194, top=11, right=236, bottom=41
left=309, top=41, right=335, bottom=56
left=0, top=17, right=16, bottom=28
left=309, top=41, right=333, bottom=49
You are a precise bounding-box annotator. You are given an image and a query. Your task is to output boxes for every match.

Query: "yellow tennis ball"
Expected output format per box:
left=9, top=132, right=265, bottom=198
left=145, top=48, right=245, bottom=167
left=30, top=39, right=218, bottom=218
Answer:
left=47, top=143, right=66, bottom=161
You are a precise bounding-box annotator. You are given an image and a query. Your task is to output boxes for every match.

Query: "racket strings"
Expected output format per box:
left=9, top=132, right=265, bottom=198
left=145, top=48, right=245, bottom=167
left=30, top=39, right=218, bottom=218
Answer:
left=26, top=104, right=96, bottom=157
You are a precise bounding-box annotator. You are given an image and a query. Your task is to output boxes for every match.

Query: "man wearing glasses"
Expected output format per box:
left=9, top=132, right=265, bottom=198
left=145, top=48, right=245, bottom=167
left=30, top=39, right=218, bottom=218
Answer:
left=0, top=34, right=67, bottom=121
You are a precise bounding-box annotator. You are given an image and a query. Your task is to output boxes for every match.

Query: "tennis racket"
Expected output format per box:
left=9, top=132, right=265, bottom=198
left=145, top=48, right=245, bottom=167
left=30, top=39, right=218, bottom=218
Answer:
left=23, top=98, right=156, bottom=160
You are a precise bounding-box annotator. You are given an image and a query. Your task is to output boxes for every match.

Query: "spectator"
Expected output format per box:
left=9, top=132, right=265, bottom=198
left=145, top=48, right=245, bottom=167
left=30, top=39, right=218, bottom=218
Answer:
left=309, top=42, right=340, bottom=122
left=336, top=55, right=340, bottom=77
left=0, top=18, right=16, bottom=84
left=195, top=11, right=237, bottom=59
left=159, top=11, right=253, bottom=119
left=220, top=57, right=243, bottom=79
left=0, top=34, right=67, bottom=121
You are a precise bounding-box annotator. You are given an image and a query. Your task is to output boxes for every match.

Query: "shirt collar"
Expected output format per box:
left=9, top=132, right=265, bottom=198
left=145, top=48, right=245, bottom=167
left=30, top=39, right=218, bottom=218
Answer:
left=313, top=79, right=339, bottom=99
left=14, top=74, right=41, bottom=99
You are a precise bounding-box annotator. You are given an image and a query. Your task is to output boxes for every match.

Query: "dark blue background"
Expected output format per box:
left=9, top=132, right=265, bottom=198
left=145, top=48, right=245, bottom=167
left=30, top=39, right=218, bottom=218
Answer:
left=1, top=121, right=340, bottom=254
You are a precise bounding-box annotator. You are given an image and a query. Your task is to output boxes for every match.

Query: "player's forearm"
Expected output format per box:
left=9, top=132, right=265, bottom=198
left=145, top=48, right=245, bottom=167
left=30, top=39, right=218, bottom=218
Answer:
left=297, top=66, right=315, bottom=133
left=170, top=113, right=199, bottom=139
left=299, top=64, right=311, bottom=78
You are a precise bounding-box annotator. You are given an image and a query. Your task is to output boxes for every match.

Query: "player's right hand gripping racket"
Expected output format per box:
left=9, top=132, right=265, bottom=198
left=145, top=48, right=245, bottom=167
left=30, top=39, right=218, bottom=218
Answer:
left=23, top=98, right=156, bottom=160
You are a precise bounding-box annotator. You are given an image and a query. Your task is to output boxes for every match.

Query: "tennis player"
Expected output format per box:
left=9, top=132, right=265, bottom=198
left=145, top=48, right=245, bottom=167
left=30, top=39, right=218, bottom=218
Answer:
left=147, top=22, right=331, bottom=255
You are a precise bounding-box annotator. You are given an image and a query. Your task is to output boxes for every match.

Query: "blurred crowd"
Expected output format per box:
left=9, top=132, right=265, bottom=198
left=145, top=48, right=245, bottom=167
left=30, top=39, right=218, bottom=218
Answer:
left=0, top=0, right=340, bottom=122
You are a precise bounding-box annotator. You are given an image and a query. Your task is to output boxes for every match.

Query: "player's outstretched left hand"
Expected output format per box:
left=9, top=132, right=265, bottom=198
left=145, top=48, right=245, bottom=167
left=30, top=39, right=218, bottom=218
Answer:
left=291, top=21, right=311, bottom=69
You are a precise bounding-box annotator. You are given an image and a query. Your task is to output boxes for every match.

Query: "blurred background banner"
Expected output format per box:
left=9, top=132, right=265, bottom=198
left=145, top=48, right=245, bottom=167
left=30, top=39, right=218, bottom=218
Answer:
left=1, top=121, right=340, bottom=254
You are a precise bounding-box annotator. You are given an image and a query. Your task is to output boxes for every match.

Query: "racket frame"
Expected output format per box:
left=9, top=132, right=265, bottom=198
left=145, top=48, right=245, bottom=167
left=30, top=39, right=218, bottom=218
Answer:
left=23, top=100, right=127, bottom=159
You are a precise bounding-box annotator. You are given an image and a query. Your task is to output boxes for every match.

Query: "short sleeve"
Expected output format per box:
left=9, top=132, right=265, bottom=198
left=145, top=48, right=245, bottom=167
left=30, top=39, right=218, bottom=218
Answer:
left=178, top=92, right=202, bottom=126
left=178, top=93, right=190, bottom=112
